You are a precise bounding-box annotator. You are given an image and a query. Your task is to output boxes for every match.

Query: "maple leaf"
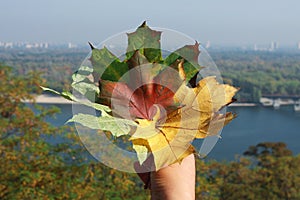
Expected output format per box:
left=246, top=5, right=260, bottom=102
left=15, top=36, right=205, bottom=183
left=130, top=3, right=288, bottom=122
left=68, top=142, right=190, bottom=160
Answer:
left=164, top=41, right=203, bottom=85
left=130, top=76, right=238, bottom=170
left=130, top=105, right=196, bottom=169
left=126, top=21, right=162, bottom=62
left=89, top=43, right=129, bottom=82
left=98, top=60, right=184, bottom=120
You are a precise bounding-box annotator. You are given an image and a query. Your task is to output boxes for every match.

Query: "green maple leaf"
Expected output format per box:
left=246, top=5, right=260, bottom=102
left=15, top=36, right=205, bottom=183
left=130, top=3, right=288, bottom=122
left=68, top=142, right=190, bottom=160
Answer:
left=67, top=113, right=137, bottom=137
left=164, top=41, right=203, bottom=85
left=89, top=44, right=129, bottom=82
left=126, top=21, right=162, bottom=63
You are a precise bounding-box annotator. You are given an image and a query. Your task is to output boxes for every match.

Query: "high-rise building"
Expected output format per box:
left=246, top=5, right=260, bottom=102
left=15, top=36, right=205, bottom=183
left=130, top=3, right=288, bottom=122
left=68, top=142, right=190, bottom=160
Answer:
left=254, top=44, right=258, bottom=51
left=274, top=42, right=279, bottom=49
left=270, top=41, right=279, bottom=51
left=205, top=41, right=211, bottom=49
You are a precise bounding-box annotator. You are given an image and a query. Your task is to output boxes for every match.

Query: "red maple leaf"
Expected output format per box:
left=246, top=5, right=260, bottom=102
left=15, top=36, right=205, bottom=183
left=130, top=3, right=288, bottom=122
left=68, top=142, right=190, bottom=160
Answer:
left=99, top=79, right=176, bottom=120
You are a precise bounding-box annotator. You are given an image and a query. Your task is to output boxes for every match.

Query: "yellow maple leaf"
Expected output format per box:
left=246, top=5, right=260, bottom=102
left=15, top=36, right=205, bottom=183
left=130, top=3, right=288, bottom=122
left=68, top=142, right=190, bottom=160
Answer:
left=130, top=77, right=238, bottom=170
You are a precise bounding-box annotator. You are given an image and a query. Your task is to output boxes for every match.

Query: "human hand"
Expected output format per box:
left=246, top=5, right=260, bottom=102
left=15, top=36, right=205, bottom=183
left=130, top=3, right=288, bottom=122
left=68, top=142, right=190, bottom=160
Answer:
left=135, top=154, right=196, bottom=200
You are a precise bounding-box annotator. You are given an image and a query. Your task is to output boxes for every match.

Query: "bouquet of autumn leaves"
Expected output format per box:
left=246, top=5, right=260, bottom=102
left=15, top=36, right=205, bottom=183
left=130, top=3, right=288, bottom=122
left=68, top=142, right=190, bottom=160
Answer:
left=43, top=22, right=238, bottom=171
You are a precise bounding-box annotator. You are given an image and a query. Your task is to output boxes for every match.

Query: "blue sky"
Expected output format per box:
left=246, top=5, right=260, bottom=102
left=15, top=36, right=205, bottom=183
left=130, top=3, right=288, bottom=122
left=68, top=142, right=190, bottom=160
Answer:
left=0, top=0, right=299, bottom=45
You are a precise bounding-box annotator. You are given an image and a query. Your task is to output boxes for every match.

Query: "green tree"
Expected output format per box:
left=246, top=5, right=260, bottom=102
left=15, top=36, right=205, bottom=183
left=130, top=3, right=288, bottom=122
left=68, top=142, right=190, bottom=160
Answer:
left=0, top=65, right=149, bottom=199
left=208, top=142, right=300, bottom=200
left=252, top=87, right=262, bottom=103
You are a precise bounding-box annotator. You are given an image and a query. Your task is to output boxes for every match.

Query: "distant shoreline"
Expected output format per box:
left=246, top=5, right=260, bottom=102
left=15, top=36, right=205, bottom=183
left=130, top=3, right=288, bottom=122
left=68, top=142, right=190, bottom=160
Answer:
left=23, top=94, right=73, bottom=104
left=229, top=102, right=257, bottom=107
left=24, top=94, right=258, bottom=107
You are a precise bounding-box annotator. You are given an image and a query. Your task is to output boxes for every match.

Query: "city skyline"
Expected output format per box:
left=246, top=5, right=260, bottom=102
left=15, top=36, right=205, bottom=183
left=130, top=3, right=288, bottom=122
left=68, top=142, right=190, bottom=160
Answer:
left=1, top=41, right=300, bottom=51
left=0, top=0, right=300, bottom=46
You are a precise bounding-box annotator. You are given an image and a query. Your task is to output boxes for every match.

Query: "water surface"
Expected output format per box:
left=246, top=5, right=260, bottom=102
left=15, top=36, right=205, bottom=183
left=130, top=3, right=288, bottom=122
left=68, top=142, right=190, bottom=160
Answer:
left=43, top=104, right=300, bottom=161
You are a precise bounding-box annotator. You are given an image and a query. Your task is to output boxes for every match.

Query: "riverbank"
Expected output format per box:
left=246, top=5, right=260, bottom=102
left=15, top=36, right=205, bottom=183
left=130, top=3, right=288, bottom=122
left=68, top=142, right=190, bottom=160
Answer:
left=229, top=102, right=257, bottom=107
left=23, top=94, right=72, bottom=104
left=24, top=95, right=258, bottom=107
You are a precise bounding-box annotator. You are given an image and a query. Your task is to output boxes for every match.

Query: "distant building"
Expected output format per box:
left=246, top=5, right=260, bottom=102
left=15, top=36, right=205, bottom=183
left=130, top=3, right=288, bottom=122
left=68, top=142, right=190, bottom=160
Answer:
left=25, top=44, right=32, bottom=49
left=254, top=42, right=279, bottom=51
left=254, top=44, right=258, bottom=51
left=41, top=42, right=49, bottom=48
left=5, top=42, right=13, bottom=48
left=298, top=42, right=300, bottom=50
left=205, top=41, right=211, bottom=49
left=274, top=42, right=279, bottom=49
left=68, top=42, right=77, bottom=48
left=269, top=41, right=279, bottom=51
left=270, top=42, right=274, bottom=50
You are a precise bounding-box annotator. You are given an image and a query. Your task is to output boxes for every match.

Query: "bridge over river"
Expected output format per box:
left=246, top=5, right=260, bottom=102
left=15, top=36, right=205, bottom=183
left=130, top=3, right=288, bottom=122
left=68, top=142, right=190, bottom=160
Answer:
left=260, top=95, right=300, bottom=111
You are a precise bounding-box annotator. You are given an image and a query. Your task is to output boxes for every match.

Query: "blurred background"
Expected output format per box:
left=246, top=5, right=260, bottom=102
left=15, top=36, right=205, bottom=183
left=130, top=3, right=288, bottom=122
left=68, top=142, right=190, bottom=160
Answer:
left=1, top=0, right=300, bottom=199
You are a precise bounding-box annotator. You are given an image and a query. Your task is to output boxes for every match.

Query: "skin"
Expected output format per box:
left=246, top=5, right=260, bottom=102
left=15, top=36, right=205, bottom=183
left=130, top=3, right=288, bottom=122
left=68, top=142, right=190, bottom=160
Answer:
left=137, top=154, right=196, bottom=200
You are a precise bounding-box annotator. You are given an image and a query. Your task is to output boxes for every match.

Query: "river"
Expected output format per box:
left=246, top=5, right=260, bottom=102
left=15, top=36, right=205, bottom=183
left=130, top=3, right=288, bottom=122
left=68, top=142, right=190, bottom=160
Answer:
left=42, top=104, right=300, bottom=161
